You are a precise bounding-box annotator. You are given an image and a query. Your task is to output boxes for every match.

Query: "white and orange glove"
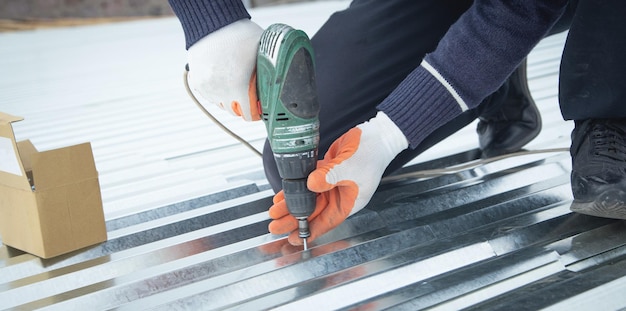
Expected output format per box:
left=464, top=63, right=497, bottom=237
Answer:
left=268, top=111, right=409, bottom=245
left=186, top=19, right=264, bottom=121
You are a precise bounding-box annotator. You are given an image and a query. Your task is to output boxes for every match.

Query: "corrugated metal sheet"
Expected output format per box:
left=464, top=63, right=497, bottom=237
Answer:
left=2, top=1, right=626, bottom=310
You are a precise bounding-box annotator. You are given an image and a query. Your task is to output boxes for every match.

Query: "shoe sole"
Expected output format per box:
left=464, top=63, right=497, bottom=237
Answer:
left=570, top=189, right=626, bottom=220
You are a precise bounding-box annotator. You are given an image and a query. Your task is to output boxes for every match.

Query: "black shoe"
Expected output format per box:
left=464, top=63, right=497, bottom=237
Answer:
left=477, top=59, right=541, bottom=158
left=570, top=119, right=626, bottom=219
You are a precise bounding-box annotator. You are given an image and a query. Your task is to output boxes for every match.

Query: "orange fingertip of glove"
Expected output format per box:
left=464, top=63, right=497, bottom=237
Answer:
left=248, top=70, right=261, bottom=121
left=231, top=101, right=243, bottom=117
left=228, top=71, right=262, bottom=121
left=307, top=168, right=332, bottom=192
left=268, top=190, right=294, bottom=235
left=268, top=216, right=297, bottom=235
left=268, top=198, right=289, bottom=220
left=272, top=190, right=285, bottom=204
left=330, top=127, right=362, bottom=160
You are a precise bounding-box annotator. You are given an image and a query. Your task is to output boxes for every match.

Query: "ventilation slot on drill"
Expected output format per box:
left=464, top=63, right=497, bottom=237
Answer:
left=262, top=112, right=270, bottom=121
left=276, top=113, right=289, bottom=122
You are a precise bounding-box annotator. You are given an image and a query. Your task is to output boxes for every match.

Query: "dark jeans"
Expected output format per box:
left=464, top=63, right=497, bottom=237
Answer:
left=559, top=0, right=626, bottom=120
left=263, top=0, right=574, bottom=192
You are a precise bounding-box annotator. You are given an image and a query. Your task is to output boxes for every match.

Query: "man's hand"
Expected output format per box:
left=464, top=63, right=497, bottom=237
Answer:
left=268, top=111, right=409, bottom=245
left=186, top=19, right=263, bottom=121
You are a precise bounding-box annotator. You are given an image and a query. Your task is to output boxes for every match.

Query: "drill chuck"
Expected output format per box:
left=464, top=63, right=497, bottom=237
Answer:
left=282, top=178, right=316, bottom=220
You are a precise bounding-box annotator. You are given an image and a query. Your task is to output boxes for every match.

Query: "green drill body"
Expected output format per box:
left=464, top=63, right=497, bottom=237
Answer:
left=257, top=24, right=320, bottom=248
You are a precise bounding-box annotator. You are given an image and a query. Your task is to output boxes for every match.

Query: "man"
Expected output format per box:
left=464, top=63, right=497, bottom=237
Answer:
left=169, top=0, right=625, bottom=246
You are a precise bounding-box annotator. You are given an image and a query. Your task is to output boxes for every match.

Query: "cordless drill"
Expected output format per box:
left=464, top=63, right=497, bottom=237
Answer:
left=256, top=24, right=319, bottom=250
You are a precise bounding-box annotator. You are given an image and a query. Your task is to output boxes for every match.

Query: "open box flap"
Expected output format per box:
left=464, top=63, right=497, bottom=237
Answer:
left=0, top=112, right=31, bottom=191
left=17, top=140, right=37, bottom=172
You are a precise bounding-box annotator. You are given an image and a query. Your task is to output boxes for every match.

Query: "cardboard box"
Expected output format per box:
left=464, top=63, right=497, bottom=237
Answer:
left=0, top=112, right=107, bottom=258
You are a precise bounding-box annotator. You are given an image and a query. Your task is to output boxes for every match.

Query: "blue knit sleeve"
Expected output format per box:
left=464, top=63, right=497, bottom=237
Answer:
left=377, top=0, right=567, bottom=149
left=168, top=0, right=251, bottom=49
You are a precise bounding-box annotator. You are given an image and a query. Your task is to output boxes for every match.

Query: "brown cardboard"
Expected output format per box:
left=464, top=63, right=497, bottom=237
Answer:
left=0, top=112, right=107, bottom=258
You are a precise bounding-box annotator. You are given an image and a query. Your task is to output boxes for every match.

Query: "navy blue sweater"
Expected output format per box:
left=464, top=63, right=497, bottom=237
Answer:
left=169, top=0, right=567, bottom=149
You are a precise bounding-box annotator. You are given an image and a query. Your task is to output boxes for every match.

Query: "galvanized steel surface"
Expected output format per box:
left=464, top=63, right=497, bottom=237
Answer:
left=2, top=1, right=626, bottom=310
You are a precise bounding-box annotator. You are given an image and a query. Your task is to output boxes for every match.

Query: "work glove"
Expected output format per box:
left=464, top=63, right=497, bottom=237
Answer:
left=268, top=111, right=409, bottom=245
left=186, top=19, right=263, bottom=121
